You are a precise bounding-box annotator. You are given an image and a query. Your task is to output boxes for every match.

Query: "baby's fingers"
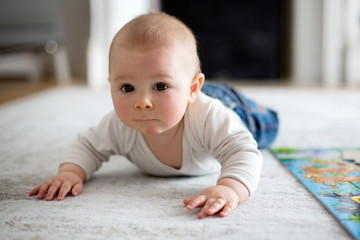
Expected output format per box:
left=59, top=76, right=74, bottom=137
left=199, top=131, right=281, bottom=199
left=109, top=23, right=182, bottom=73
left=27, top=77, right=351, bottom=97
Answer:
left=197, top=198, right=226, bottom=218
left=36, top=182, right=53, bottom=199
left=184, top=195, right=206, bottom=210
left=219, top=201, right=237, bottom=217
left=57, top=181, right=83, bottom=200
left=57, top=181, right=73, bottom=201
left=46, top=180, right=62, bottom=201
left=71, top=182, right=83, bottom=197
left=205, top=199, right=227, bottom=216
left=29, top=185, right=41, bottom=196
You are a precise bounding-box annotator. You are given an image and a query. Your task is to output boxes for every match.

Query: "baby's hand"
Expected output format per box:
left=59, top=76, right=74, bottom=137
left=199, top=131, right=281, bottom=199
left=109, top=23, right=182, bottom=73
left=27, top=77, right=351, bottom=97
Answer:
left=29, top=171, right=83, bottom=201
left=29, top=164, right=86, bottom=201
left=184, top=185, right=239, bottom=218
left=183, top=178, right=249, bottom=218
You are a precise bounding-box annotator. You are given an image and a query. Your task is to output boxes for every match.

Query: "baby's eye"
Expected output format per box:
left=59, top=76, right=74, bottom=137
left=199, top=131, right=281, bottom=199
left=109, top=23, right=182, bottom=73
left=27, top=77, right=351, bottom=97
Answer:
left=121, top=84, right=134, bottom=93
left=154, top=83, right=168, bottom=91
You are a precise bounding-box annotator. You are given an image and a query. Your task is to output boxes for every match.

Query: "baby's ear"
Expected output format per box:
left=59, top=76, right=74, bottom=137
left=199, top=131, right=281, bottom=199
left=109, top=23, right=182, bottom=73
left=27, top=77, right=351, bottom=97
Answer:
left=189, top=73, right=205, bottom=103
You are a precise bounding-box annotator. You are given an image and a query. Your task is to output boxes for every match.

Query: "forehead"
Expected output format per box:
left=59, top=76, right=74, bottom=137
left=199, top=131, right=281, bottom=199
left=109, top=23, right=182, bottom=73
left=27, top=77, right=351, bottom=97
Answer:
left=110, top=44, right=192, bottom=78
left=113, top=45, right=174, bottom=65
left=110, top=40, right=196, bottom=72
left=112, top=26, right=192, bottom=55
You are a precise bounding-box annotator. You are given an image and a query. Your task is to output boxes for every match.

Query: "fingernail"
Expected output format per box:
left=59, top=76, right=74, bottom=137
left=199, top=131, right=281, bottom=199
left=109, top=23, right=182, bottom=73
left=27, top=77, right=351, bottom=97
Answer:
left=220, top=211, right=228, bottom=217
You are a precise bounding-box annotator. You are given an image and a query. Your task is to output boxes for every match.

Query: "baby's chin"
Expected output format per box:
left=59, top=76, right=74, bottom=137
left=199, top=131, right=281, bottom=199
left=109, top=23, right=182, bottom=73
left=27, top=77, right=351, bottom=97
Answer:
left=127, top=118, right=184, bottom=136
left=137, top=126, right=179, bottom=137
left=130, top=123, right=167, bottom=136
left=139, top=128, right=163, bottom=136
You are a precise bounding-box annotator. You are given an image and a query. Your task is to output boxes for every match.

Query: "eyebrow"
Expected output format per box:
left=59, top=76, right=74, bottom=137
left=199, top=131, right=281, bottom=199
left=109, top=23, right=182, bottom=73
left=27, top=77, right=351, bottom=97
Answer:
left=112, top=75, right=131, bottom=82
left=151, top=73, right=173, bottom=80
left=112, top=73, right=173, bottom=82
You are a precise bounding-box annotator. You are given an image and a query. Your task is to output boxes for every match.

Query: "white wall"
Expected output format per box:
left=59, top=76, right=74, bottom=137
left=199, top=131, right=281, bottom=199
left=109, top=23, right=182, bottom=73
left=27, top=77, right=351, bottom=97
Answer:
left=291, top=0, right=323, bottom=86
left=87, top=0, right=159, bottom=90
left=291, top=0, right=360, bottom=87
left=322, top=0, right=343, bottom=87
left=343, top=0, right=360, bottom=87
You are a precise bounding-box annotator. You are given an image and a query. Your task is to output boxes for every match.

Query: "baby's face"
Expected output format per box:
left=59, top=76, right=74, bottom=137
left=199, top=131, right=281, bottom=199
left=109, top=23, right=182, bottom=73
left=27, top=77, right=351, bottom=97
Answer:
left=109, top=44, right=196, bottom=136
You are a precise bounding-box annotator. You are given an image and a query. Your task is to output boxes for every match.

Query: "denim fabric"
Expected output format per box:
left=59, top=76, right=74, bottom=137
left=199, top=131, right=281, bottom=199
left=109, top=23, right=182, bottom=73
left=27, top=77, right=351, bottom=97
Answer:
left=201, top=82, right=279, bottom=149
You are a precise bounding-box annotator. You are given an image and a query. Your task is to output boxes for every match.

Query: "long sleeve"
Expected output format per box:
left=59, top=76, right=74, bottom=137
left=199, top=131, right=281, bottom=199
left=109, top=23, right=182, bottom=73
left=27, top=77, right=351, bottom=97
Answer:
left=185, top=93, right=263, bottom=195
left=63, top=111, right=136, bottom=180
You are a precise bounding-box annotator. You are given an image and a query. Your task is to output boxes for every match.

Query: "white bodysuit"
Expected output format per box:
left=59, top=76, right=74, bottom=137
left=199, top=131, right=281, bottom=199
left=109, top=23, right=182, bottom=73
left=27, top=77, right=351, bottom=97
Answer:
left=64, top=92, right=263, bottom=195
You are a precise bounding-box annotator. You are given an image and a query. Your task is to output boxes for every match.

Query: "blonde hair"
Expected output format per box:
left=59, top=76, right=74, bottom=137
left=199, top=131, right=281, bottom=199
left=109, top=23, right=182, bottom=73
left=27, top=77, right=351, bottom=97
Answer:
left=109, top=12, right=201, bottom=73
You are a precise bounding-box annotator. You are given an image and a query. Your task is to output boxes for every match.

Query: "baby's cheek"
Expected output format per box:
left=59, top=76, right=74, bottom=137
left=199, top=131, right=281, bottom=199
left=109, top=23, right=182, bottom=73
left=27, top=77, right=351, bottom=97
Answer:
left=114, top=101, right=131, bottom=120
left=160, top=99, right=187, bottom=123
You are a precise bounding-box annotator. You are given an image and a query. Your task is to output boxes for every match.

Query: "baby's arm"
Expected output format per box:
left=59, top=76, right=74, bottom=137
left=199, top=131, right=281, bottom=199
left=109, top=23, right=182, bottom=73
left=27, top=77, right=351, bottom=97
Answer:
left=29, top=163, right=86, bottom=201
left=183, top=177, right=249, bottom=218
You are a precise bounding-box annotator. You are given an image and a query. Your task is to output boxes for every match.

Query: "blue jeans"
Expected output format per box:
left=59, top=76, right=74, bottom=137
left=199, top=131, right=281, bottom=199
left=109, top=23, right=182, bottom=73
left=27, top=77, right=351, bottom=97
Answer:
left=201, top=82, right=279, bottom=149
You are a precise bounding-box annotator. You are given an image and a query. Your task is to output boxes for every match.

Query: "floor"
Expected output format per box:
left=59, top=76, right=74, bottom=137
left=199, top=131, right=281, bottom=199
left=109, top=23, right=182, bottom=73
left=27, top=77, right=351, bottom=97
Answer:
left=0, top=84, right=359, bottom=239
left=0, top=77, right=56, bottom=103
left=0, top=77, right=85, bottom=103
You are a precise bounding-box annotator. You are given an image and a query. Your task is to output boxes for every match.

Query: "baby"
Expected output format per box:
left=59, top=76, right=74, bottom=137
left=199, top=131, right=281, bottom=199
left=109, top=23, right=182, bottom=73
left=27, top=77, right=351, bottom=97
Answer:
left=30, top=12, right=277, bottom=218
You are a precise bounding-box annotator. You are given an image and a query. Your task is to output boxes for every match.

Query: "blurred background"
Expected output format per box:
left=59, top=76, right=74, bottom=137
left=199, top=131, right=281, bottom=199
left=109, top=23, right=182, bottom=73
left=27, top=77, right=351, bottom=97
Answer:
left=0, top=0, right=359, bottom=102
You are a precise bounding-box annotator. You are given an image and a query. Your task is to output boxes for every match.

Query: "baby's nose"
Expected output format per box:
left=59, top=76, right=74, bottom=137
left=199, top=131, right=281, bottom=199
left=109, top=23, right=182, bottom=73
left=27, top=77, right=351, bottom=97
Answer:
left=134, top=97, right=153, bottom=110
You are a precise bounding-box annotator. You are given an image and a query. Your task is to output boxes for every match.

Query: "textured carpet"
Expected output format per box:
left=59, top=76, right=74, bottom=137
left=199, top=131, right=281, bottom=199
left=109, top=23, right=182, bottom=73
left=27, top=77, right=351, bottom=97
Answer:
left=1, top=85, right=359, bottom=240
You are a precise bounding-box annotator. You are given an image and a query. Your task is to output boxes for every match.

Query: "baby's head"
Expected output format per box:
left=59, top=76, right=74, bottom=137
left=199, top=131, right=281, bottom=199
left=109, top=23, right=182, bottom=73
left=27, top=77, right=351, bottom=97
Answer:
left=109, top=12, right=201, bottom=77
left=108, top=13, right=205, bottom=136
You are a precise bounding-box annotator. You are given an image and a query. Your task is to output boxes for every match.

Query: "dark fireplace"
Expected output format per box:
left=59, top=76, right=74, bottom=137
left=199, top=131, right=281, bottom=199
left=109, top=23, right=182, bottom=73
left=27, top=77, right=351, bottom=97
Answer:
left=162, top=0, right=289, bottom=80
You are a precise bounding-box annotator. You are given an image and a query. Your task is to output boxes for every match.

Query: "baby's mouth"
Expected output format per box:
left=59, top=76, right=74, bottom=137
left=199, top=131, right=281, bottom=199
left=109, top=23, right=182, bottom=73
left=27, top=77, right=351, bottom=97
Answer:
left=136, top=119, right=157, bottom=122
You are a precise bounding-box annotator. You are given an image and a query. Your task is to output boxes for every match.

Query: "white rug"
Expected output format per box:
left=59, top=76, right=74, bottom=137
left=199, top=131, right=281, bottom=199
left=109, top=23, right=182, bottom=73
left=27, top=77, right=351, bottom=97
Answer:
left=1, top=85, right=359, bottom=240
